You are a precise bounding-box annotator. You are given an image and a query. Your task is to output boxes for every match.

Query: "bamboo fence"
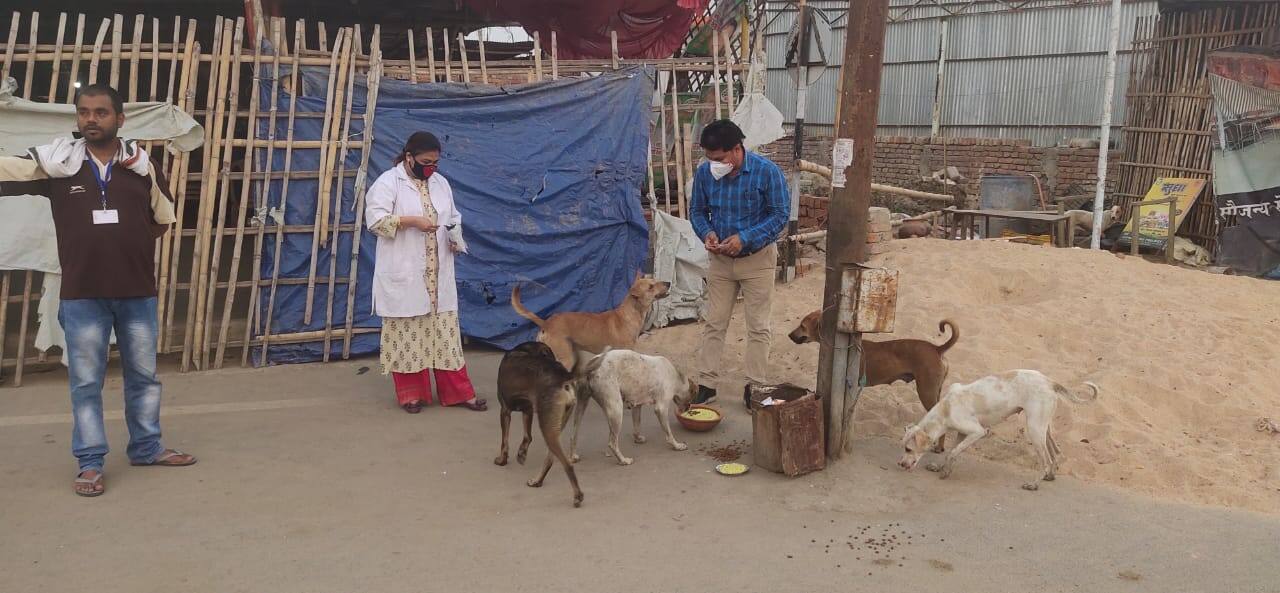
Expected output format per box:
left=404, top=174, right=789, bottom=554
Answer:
left=0, top=9, right=748, bottom=387
left=1115, top=2, right=1280, bottom=249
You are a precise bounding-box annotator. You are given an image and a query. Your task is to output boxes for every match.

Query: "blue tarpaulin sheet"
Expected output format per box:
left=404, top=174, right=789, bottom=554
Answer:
left=254, top=66, right=654, bottom=363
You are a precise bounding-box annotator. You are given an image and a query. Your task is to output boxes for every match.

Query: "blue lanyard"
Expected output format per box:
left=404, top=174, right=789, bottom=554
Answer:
left=89, top=158, right=113, bottom=209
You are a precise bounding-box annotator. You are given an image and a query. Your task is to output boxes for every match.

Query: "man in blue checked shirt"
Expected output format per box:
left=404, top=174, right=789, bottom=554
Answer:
left=688, top=120, right=789, bottom=405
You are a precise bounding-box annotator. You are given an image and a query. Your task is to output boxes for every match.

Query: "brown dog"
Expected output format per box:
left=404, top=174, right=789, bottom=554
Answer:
left=510, top=275, right=670, bottom=371
left=788, top=311, right=959, bottom=450
left=897, top=219, right=933, bottom=239
left=495, top=341, right=584, bottom=507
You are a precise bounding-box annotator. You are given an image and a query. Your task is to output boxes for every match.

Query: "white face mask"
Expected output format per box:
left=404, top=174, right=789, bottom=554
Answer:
left=709, top=160, right=734, bottom=180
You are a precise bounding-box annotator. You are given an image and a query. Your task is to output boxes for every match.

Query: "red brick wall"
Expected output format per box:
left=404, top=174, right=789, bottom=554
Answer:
left=758, top=135, right=1121, bottom=230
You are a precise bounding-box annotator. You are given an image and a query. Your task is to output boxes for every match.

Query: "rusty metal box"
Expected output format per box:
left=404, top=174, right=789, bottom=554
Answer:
left=837, top=264, right=898, bottom=334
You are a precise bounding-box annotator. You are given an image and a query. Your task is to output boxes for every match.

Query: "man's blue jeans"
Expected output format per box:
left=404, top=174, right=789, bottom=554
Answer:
left=58, top=297, right=165, bottom=472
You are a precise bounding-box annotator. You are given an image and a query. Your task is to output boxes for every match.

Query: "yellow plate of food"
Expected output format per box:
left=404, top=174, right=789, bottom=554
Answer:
left=715, top=462, right=749, bottom=476
left=680, top=408, right=721, bottom=421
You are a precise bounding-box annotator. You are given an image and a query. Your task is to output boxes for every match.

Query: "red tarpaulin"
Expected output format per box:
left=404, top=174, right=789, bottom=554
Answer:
left=463, top=0, right=709, bottom=60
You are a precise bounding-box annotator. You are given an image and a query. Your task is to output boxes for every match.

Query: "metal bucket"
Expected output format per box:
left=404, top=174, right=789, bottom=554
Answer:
left=980, top=175, right=1037, bottom=236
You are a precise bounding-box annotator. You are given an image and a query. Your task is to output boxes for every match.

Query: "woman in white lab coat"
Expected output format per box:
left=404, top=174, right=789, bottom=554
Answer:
left=365, top=132, right=485, bottom=414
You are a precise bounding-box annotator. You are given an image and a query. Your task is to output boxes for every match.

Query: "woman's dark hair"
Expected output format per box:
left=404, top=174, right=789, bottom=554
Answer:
left=394, top=131, right=443, bottom=164
left=699, top=119, right=746, bottom=152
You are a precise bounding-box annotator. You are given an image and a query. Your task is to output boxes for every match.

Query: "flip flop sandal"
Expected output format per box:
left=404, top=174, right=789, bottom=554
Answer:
left=455, top=398, right=487, bottom=412
left=74, top=472, right=104, bottom=497
left=402, top=401, right=423, bottom=414
left=131, top=449, right=197, bottom=467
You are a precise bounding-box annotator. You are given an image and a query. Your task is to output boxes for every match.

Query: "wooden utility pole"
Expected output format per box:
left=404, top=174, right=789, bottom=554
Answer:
left=817, top=0, right=890, bottom=459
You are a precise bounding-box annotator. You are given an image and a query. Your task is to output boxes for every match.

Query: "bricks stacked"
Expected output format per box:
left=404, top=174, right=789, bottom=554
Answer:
left=866, top=207, right=892, bottom=256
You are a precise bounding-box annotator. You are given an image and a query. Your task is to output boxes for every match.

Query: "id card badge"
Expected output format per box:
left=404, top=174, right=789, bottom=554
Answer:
left=93, top=209, right=120, bottom=225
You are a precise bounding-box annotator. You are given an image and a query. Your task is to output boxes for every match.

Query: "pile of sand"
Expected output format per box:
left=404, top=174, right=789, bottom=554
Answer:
left=638, top=239, right=1280, bottom=514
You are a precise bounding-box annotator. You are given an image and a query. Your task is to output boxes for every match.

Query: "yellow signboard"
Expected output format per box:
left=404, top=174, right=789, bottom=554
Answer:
left=1122, top=178, right=1206, bottom=248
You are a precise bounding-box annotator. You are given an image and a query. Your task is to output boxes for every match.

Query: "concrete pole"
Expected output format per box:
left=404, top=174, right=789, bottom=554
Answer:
left=1091, top=0, right=1122, bottom=249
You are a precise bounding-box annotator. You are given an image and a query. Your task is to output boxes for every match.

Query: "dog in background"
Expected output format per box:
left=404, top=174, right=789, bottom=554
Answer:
left=511, top=274, right=670, bottom=372
left=1065, top=205, right=1121, bottom=236
left=789, top=311, right=959, bottom=450
left=494, top=341, right=584, bottom=507
left=570, top=349, right=697, bottom=465
left=898, top=369, right=1099, bottom=490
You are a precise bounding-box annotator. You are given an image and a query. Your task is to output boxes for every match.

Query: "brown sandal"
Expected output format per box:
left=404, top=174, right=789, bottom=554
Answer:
left=74, top=471, right=105, bottom=497
left=131, top=449, right=197, bottom=467
left=402, top=401, right=423, bottom=414
left=455, top=398, right=487, bottom=412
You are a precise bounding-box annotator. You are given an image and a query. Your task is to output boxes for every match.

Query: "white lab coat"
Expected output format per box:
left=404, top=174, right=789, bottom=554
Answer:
left=365, top=164, right=462, bottom=318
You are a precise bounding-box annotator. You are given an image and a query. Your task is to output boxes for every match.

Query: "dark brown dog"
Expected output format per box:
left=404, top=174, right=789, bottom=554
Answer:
left=495, top=341, right=584, bottom=507
left=897, top=220, right=933, bottom=239
left=788, top=311, right=959, bottom=450
left=511, top=275, right=670, bottom=372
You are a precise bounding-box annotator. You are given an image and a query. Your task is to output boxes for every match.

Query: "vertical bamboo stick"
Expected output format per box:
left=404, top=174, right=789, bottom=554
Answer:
left=343, top=33, right=382, bottom=359
left=128, top=14, right=143, bottom=101
left=443, top=27, right=452, bottom=82
left=458, top=32, right=471, bottom=84
left=13, top=271, right=33, bottom=387
left=426, top=27, right=436, bottom=82
left=66, top=14, right=85, bottom=102
left=669, top=63, right=686, bottom=217
left=304, top=29, right=351, bottom=324
left=47, top=13, right=66, bottom=102
left=109, top=14, right=123, bottom=89
left=215, top=19, right=267, bottom=367
left=610, top=29, right=619, bottom=69
left=407, top=28, right=417, bottom=83
left=260, top=22, right=305, bottom=367
left=322, top=31, right=359, bottom=362
left=682, top=122, right=693, bottom=219
left=158, top=22, right=198, bottom=353
left=478, top=34, right=488, bottom=84
left=1, top=12, right=17, bottom=82
left=550, top=30, right=558, bottom=80
left=88, top=17, right=109, bottom=84
left=22, top=13, right=37, bottom=97
left=723, top=29, right=736, bottom=115
left=164, top=17, right=180, bottom=103
left=711, top=28, right=722, bottom=118
left=353, top=24, right=364, bottom=58
left=657, top=78, right=672, bottom=213
left=318, top=22, right=328, bottom=52
left=149, top=17, right=160, bottom=101
left=0, top=273, right=8, bottom=384
left=533, top=31, right=543, bottom=81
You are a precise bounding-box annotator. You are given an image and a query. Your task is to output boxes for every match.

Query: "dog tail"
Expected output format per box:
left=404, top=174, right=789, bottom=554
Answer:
left=583, top=347, right=611, bottom=376
left=510, top=284, right=547, bottom=329
left=935, top=320, right=959, bottom=354
left=1053, top=381, right=1100, bottom=404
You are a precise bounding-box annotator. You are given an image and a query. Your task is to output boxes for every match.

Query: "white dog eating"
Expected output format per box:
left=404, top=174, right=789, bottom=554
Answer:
left=898, top=370, right=1099, bottom=490
left=569, top=349, right=697, bottom=465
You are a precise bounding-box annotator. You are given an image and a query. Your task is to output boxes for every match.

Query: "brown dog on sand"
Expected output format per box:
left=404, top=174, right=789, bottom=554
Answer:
left=789, top=311, right=959, bottom=449
left=495, top=341, right=584, bottom=507
left=510, top=275, right=670, bottom=371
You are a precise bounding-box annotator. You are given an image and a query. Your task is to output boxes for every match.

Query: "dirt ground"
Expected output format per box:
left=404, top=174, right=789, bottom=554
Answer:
left=640, top=238, right=1280, bottom=515
left=1, top=350, right=1279, bottom=593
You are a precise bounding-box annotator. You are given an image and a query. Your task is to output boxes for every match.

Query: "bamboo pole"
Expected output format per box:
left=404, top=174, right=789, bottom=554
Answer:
left=322, top=30, right=360, bottom=362
left=214, top=19, right=267, bottom=367
left=711, top=27, right=722, bottom=118
left=458, top=32, right=471, bottom=83
left=200, top=17, right=247, bottom=370
left=610, top=30, right=619, bottom=69
left=305, top=29, right=351, bottom=325
left=0, top=273, right=8, bottom=384
left=682, top=122, right=693, bottom=218
left=47, top=13, right=65, bottom=102
left=128, top=14, right=143, bottom=101
left=109, top=14, right=123, bottom=89
left=426, top=27, right=435, bottom=82
left=318, top=22, right=328, bottom=52
left=22, top=12, right=36, bottom=96
left=158, top=23, right=198, bottom=353
left=65, top=14, right=84, bottom=102
left=150, top=17, right=161, bottom=100
left=533, top=31, right=543, bottom=81
left=1, top=12, right=17, bottom=82
left=478, top=33, right=488, bottom=84
left=184, top=17, right=232, bottom=371
left=656, top=76, right=672, bottom=212
left=407, top=28, right=417, bottom=83
left=88, top=17, right=109, bottom=84
left=669, top=62, right=685, bottom=217
left=443, top=27, right=451, bottom=82
left=344, top=33, right=382, bottom=359
left=164, top=16, right=180, bottom=103
left=13, top=271, right=33, bottom=387
left=260, top=23, right=306, bottom=367
left=242, top=20, right=285, bottom=366
left=550, top=30, right=558, bottom=79
left=723, top=29, right=736, bottom=115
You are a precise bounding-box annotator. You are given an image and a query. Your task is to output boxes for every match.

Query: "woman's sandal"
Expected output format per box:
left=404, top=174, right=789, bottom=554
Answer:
left=74, top=471, right=104, bottom=497
left=455, top=398, right=487, bottom=412
left=130, top=449, right=197, bottom=467
left=402, top=401, right=424, bottom=414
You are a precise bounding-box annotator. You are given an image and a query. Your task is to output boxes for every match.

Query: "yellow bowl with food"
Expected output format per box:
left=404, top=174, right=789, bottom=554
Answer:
left=676, top=404, right=722, bottom=432
left=715, top=462, right=749, bottom=476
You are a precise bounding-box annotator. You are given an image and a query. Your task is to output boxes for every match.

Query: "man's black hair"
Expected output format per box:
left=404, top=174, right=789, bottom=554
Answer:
left=699, top=119, right=746, bottom=152
left=74, top=84, right=125, bottom=115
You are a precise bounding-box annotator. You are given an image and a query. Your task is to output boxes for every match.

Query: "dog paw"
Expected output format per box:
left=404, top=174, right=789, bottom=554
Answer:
left=1021, top=482, right=1040, bottom=491
left=526, top=479, right=544, bottom=488
left=573, top=493, right=584, bottom=508
left=1043, top=474, right=1055, bottom=482
left=634, top=435, right=647, bottom=444
left=671, top=442, right=688, bottom=451
left=932, top=444, right=946, bottom=454
left=516, top=450, right=528, bottom=465
left=617, top=456, right=634, bottom=466
left=494, top=455, right=508, bottom=466
left=570, top=454, right=581, bottom=463
left=925, top=462, right=943, bottom=473
left=938, top=465, right=953, bottom=480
